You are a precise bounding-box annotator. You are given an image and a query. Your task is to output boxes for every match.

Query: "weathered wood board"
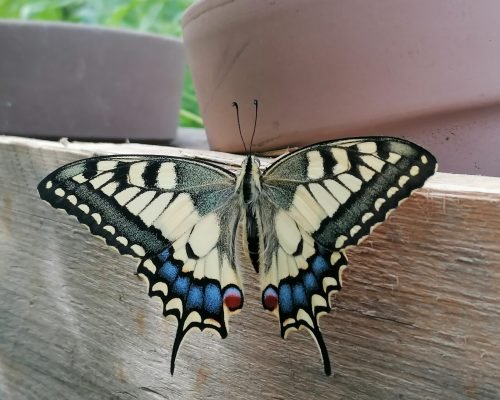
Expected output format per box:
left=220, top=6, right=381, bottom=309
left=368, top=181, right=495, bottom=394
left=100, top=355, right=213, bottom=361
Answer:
left=0, top=135, right=499, bottom=400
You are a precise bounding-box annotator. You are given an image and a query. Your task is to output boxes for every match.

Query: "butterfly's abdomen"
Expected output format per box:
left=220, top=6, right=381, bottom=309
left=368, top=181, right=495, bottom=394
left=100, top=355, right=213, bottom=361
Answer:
left=245, top=207, right=260, bottom=273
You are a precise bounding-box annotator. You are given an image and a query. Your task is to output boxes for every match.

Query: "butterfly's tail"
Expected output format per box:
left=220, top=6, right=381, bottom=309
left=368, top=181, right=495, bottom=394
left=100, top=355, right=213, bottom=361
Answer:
left=309, top=322, right=332, bottom=376
left=170, top=323, right=184, bottom=375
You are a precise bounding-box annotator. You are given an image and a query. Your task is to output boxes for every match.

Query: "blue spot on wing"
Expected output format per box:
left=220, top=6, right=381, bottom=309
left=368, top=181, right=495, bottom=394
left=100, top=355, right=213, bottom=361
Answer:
left=186, top=285, right=203, bottom=310
left=204, top=283, right=222, bottom=314
left=293, top=284, right=307, bottom=307
left=158, top=261, right=178, bottom=282
left=311, top=255, right=329, bottom=278
left=158, top=249, right=170, bottom=262
left=304, top=272, right=319, bottom=294
left=173, top=276, right=190, bottom=296
left=279, top=283, right=293, bottom=314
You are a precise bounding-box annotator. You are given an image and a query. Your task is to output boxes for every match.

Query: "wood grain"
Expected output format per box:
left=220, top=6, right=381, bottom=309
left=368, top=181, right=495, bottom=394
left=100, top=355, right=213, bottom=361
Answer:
left=1, top=135, right=499, bottom=400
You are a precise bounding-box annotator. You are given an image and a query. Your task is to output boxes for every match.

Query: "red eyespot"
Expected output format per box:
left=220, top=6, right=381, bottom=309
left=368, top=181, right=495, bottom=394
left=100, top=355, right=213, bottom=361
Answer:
left=263, top=286, right=278, bottom=311
left=223, top=287, right=243, bottom=311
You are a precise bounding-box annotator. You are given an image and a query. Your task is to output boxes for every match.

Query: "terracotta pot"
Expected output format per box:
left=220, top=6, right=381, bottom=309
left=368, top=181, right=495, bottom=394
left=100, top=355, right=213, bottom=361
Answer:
left=0, top=20, right=185, bottom=141
left=183, top=0, right=500, bottom=176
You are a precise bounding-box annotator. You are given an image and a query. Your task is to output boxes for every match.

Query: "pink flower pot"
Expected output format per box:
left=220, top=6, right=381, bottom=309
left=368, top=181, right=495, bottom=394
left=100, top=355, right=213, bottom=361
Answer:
left=183, top=0, right=500, bottom=176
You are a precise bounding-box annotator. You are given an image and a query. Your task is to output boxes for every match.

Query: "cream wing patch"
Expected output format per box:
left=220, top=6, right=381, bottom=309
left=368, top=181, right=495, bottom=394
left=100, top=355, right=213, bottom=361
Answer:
left=128, top=161, right=148, bottom=186
left=306, top=150, right=324, bottom=179
left=126, top=191, right=157, bottom=215
left=188, top=213, right=220, bottom=257
left=157, top=162, right=177, bottom=189
left=154, top=193, right=200, bottom=241
left=114, top=187, right=141, bottom=206
left=275, top=210, right=302, bottom=255
left=324, top=179, right=350, bottom=204
left=308, top=183, right=339, bottom=217
left=139, top=193, right=173, bottom=226
left=290, top=185, right=326, bottom=232
left=331, top=147, right=350, bottom=174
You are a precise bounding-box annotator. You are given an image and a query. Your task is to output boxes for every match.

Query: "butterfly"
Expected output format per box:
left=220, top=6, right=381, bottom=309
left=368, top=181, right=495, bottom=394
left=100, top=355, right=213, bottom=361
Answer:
left=37, top=102, right=437, bottom=375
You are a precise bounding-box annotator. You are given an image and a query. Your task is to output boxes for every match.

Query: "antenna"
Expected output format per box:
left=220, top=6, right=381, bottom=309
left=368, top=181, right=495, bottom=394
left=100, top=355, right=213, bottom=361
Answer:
left=232, top=101, right=247, bottom=153
left=249, top=99, right=258, bottom=154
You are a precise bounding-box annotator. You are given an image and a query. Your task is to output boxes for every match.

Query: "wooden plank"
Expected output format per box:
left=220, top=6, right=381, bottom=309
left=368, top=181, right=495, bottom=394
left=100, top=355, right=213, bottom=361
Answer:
left=0, top=135, right=499, bottom=400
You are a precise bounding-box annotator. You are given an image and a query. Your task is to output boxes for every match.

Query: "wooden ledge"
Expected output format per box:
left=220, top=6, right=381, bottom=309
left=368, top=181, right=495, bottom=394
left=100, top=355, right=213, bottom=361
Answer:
left=1, top=135, right=499, bottom=399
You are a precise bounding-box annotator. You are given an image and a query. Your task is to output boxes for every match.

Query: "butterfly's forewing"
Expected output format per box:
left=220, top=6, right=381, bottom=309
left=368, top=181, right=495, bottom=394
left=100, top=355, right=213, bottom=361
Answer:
left=38, top=155, right=244, bottom=373
left=260, top=137, right=437, bottom=374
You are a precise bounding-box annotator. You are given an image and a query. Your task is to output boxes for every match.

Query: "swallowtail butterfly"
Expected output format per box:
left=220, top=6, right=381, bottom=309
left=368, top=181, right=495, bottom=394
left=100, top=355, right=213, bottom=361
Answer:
left=38, top=103, right=437, bottom=375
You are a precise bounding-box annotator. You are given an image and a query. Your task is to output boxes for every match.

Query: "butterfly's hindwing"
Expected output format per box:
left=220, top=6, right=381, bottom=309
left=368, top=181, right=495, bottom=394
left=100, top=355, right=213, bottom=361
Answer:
left=136, top=199, right=243, bottom=373
left=259, top=137, right=436, bottom=374
left=38, top=155, right=244, bottom=373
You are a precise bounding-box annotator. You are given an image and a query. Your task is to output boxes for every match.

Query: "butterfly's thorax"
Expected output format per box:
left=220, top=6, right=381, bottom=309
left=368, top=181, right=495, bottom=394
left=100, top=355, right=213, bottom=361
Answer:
left=236, top=155, right=262, bottom=204
left=236, top=156, right=263, bottom=273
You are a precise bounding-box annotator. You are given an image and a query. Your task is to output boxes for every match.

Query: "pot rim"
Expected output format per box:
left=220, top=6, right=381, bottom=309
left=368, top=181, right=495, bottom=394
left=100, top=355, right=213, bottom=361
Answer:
left=0, top=19, right=183, bottom=45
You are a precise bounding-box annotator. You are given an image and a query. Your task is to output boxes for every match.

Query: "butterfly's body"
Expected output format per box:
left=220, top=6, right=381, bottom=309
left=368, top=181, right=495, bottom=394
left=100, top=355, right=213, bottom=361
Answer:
left=237, top=156, right=263, bottom=274
left=38, top=136, right=437, bottom=376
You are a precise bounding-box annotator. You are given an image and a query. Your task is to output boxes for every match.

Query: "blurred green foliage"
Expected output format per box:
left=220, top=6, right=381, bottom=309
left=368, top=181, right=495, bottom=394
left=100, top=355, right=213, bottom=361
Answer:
left=0, top=0, right=203, bottom=127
